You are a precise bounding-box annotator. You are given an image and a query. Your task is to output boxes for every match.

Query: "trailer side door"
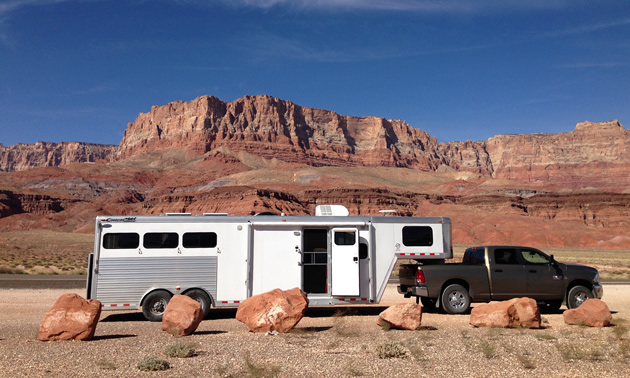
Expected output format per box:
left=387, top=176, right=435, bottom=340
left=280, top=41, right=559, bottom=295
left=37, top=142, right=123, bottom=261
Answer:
left=331, top=228, right=359, bottom=296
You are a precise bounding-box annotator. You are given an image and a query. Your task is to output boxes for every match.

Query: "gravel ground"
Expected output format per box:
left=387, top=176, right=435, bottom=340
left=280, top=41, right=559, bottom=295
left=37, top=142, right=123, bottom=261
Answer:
left=1, top=284, right=629, bottom=377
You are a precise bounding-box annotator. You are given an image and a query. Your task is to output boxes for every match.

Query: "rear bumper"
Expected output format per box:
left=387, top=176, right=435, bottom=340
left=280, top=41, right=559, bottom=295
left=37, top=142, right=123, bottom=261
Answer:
left=397, top=285, right=428, bottom=297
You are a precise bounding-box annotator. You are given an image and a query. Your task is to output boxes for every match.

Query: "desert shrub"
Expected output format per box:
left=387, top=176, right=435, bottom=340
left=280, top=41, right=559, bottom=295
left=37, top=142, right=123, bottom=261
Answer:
left=376, top=343, right=408, bottom=359
left=136, top=356, right=170, bottom=371
left=96, top=359, right=116, bottom=370
left=480, top=341, right=497, bottom=359
left=165, top=342, right=197, bottom=358
left=243, top=352, right=281, bottom=377
left=378, top=319, right=392, bottom=331
left=535, top=333, right=557, bottom=341
left=0, top=265, right=26, bottom=274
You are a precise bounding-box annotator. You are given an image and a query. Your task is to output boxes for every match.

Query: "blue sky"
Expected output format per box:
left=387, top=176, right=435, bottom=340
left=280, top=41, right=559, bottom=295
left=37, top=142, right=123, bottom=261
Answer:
left=1, top=0, right=628, bottom=146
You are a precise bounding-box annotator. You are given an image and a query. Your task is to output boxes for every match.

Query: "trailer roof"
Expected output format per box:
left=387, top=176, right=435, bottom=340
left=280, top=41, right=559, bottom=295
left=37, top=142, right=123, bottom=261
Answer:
left=96, top=214, right=451, bottom=225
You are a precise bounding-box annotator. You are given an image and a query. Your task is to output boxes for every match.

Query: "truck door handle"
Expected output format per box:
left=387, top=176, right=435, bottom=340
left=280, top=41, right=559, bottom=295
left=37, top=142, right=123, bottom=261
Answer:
left=494, top=269, right=503, bottom=273
left=528, top=270, right=537, bottom=273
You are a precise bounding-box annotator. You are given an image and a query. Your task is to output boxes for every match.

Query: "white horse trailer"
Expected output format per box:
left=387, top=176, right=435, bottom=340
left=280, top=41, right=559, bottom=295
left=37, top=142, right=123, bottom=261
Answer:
left=86, top=206, right=452, bottom=321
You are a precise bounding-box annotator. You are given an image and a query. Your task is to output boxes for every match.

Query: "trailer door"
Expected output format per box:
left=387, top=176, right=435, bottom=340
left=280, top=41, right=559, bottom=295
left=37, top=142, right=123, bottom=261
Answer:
left=331, top=228, right=359, bottom=296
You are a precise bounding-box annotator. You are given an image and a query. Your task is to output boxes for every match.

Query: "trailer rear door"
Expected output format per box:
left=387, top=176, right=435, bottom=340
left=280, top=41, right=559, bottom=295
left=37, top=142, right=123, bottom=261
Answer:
left=331, top=228, right=359, bottom=296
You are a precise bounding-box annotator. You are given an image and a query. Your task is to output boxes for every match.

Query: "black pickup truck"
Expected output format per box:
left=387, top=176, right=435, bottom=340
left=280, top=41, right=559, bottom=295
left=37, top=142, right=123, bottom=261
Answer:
left=398, top=245, right=603, bottom=314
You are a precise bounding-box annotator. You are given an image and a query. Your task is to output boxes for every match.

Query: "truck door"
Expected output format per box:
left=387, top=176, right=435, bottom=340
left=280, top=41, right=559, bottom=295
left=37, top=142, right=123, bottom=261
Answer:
left=490, top=247, right=528, bottom=300
left=519, top=247, right=564, bottom=299
left=331, top=228, right=359, bottom=296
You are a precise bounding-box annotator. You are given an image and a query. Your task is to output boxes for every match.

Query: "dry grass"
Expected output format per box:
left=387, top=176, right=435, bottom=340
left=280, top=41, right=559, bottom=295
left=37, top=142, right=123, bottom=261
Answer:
left=0, top=230, right=92, bottom=275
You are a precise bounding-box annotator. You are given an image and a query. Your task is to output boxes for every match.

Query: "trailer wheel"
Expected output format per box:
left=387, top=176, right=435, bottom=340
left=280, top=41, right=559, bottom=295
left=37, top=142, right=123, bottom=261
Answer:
left=567, top=285, right=592, bottom=309
left=441, top=284, right=470, bottom=314
left=185, top=289, right=212, bottom=319
left=142, top=290, right=172, bottom=322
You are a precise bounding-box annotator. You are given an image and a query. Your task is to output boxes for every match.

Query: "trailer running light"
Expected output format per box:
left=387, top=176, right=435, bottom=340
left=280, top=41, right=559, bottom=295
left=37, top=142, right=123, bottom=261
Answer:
left=416, top=269, right=426, bottom=284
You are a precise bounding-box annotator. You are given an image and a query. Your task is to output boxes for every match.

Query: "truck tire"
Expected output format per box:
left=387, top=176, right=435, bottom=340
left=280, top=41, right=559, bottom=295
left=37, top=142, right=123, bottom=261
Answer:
left=566, top=285, right=593, bottom=309
left=441, top=284, right=470, bottom=314
left=420, top=297, right=438, bottom=312
left=185, top=289, right=212, bottom=319
left=142, top=290, right=172, bottom=322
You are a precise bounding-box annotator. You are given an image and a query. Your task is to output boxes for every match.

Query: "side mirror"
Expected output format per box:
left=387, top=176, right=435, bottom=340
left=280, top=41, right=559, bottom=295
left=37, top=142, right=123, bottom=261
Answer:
left=549, top=254, right=558, bottom=266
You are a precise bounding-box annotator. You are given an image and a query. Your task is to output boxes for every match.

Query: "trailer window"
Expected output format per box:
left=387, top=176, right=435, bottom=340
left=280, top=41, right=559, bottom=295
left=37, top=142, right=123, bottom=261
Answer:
left=334, top=231, right=356, bottom=246
left=103, top=233, right=139, bottom=249
left=143, top=233, right=179, bottom=249
left=183, top=232, right=217, bottom=248
left=402, top=226, right=433, bottom=247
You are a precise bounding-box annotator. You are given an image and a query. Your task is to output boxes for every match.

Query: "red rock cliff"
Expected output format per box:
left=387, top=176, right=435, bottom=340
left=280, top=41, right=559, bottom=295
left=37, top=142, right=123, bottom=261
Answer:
left=0, top=142, right=115, bottom=172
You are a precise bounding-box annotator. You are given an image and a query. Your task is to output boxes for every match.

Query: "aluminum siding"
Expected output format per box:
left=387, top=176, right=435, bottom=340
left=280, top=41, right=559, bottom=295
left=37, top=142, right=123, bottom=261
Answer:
left=95, top=256, right=217, bottom=307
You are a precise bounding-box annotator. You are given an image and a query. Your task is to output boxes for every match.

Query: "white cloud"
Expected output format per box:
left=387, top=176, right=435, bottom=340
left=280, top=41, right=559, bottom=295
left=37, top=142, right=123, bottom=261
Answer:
left=171, top=0, right=573, bottom=13
left=542, top=18, right=630, bottom=38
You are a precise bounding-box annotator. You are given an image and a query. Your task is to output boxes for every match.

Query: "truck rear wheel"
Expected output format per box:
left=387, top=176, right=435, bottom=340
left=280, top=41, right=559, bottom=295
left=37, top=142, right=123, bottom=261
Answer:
left=142, top=290, right=172, bottom=322
left=567, top=285, right=592, bottom=309
left=441, top=284, right=470, bottom=314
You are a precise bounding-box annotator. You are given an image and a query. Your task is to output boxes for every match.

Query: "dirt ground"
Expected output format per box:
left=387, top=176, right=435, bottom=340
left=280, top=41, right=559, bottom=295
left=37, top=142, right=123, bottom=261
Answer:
left=1, top=284, right=629, bottom=377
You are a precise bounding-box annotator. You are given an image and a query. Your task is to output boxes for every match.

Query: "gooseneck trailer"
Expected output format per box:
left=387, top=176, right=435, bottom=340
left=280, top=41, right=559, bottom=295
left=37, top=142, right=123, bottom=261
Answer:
left=86, top=205, right=452, bottom=320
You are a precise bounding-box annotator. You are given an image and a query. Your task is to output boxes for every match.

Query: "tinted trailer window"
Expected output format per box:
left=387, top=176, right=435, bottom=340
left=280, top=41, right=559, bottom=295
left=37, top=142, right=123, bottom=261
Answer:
left=402, top=226, right=433, bottom=247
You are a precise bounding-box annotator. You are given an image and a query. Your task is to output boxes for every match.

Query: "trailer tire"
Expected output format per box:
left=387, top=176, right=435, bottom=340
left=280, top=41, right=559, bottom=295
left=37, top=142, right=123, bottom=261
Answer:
left=185, top=289, right=212, bottom=319
left=567, top=285, right=592, bottom=309
left=142, top=290, right=172, bottom=322
left=440, top=284, right=470, bottom=314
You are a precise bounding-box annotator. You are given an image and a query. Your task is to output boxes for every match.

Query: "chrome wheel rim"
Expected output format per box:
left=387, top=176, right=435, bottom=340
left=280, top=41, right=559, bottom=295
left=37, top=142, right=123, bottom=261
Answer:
left=448, top=290, right=466, bottom=310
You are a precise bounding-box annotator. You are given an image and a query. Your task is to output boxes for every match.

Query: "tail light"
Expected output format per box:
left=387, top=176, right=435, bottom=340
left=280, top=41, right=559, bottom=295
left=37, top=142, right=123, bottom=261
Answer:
left=415, top=269, right=426, bottom=284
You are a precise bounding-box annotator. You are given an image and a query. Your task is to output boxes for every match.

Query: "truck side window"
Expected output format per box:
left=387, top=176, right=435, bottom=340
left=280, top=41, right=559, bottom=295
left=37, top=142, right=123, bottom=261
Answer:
left=183, top=232, right=217, bottom=248
left=494, top=248, right=519, bottom=264
left=402, top=226, right=433, bottom=247
left=463, top=248, right=485, bottom=264
left=520, top=249, right=549, bottom=264
left=143, top=232, right=179, bottom=249
left=103, top=233, right=139, bottom=249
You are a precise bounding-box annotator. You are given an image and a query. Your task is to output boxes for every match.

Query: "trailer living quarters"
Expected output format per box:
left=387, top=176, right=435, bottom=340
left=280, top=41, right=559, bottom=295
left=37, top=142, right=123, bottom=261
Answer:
left=86, top=206, right=452, bottom=321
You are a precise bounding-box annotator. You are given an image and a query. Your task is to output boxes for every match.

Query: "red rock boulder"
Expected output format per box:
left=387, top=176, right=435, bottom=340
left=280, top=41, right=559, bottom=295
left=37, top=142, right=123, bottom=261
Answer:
left=236, top=288, right=309, bottom=333
left=39, top=293, right=101, bottom=341
left=563, top=298, right=612, bottom=327
left=161, top=294, right=204, bottom=337
left=470, top=297, right=541, bottom=329
left=377, top=303, right=422, bottom=330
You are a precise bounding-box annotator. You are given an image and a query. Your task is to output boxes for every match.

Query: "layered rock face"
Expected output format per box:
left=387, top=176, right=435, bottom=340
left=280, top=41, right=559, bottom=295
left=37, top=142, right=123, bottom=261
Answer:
left=0, top=142, right=115, bottom=172
left=116, top=95, right=629, bottom=192
left=486, top=120, right=629, bottom=192
left=116, top=95, right=446, bottom=170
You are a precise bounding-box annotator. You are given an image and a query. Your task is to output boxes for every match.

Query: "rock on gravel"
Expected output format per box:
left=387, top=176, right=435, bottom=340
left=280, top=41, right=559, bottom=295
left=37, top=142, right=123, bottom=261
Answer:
left=1, top=285, right=629, bottom=377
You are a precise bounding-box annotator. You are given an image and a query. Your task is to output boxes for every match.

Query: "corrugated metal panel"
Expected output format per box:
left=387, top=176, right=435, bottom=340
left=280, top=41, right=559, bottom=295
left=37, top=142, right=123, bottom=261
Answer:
left=95, top=256, right=217, bottom=307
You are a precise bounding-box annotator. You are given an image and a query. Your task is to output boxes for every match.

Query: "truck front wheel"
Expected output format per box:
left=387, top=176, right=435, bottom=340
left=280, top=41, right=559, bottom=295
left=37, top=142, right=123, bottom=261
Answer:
left=441, top=284, right=470, bottom=314
left=567, top=285, right=593, bottom=309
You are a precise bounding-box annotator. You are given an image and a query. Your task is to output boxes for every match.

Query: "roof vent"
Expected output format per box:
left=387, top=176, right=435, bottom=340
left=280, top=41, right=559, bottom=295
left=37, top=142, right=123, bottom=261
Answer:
left=315, top=205, right=349, bottom=216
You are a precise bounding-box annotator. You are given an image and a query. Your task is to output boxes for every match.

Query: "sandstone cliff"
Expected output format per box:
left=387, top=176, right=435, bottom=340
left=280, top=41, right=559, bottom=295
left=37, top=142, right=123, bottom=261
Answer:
left=116, top=95, right=629, bottom=192
left=0, top=142, right=115, bottom=172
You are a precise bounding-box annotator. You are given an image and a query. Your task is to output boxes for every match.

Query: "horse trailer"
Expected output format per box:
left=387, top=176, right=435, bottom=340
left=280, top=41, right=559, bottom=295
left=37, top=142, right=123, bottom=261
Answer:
left=86, top=205, right=452, bottom=320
